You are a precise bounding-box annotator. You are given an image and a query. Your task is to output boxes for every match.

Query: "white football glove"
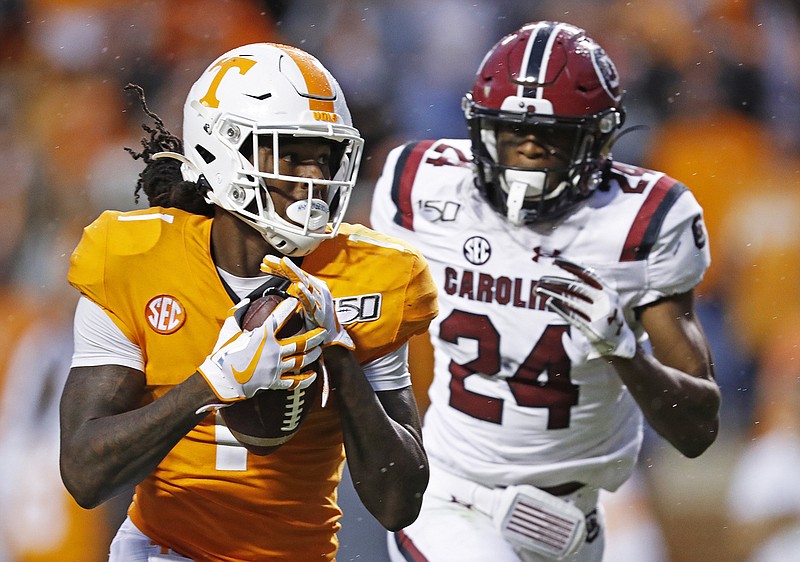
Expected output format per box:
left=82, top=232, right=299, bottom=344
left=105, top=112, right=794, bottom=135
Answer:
left=198, top=297, right=327, bottom=402
left=535, top=258, right=637, bottom=360
left=261, top=255, right=355, bottom=350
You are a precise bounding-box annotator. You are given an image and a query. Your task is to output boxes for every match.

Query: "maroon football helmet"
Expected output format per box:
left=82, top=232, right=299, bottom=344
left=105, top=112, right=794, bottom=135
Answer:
left=464, top=21, right=625, bottom=225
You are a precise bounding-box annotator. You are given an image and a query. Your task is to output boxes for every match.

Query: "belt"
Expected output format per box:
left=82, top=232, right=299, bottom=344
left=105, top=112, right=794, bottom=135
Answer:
left=428, top=465, right=586, bottom=516
left=539, top=481, right=584, bottom=496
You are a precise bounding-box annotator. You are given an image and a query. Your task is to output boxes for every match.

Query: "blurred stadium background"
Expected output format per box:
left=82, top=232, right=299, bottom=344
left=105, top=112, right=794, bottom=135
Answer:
left=0, top=1, right=798, bottom=560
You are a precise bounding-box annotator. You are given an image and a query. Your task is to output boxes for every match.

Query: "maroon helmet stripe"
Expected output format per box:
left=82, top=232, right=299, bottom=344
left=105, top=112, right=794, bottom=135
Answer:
left=390, top=140, right=435, bottom=231
left=620, top=176, right=688, bottom=262
left=394, top=529, right=430, bottom=561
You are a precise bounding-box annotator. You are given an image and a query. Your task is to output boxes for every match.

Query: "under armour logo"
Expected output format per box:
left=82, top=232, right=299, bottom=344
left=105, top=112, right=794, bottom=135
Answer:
left=449, top=495, right=474, bottom=509
left=532, top=246, right=561, bottom=263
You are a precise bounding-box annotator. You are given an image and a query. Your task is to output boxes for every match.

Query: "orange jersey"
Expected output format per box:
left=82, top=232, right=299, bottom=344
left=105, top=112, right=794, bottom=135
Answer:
left=67, top=208, right=438, bottom=561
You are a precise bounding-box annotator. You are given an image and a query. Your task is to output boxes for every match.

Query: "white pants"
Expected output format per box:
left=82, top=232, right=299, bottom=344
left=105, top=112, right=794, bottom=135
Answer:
left=108, top=517, right=193, bottom=562
left=387, top=465, right=605, bottom=562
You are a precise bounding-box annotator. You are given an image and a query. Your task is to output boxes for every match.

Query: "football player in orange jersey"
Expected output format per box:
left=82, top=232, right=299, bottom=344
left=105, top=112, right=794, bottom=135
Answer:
left=60, top=43, right=438, bottom=561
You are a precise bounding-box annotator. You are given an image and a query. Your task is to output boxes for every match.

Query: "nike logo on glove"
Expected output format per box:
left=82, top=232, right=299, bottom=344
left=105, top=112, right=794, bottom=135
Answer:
left=232, top=331, right=267, bottom=384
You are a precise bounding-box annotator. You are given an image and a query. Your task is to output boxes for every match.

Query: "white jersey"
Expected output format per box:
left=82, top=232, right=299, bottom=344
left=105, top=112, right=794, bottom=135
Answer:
left=370, top=139, right=711, bottom=492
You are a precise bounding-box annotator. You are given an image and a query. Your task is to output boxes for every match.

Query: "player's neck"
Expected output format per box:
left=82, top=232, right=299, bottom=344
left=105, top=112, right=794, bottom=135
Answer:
left=210, top=210, right=272, bottom=278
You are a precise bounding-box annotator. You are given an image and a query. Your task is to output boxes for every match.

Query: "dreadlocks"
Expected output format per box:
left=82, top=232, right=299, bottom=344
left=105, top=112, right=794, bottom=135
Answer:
left=124, top=84, right=214, bottom=217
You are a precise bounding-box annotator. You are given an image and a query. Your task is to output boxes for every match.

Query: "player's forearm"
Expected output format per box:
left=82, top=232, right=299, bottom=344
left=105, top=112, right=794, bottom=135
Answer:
left=324, top=347, right=429, bottom=530
left=612, top=350, right=720, bottom=457
left=60, top=369, right=215, bottom=508
left=344, top=416, right=428, bottom=530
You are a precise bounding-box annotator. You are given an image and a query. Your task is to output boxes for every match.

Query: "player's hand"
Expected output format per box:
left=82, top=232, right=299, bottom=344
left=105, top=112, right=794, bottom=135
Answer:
left=535, top=258, right=637, bottom=360
left=198, top=297, right=327, bottom=402
left=261, top=255, right=355, bottom=350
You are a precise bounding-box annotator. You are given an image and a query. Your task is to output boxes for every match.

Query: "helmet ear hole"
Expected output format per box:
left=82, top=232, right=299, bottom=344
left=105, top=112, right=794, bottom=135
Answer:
left=195, top=145, right=216, bottom=164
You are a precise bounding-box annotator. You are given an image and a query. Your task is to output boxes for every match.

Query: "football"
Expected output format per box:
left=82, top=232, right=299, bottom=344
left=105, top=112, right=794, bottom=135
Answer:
left=221, top=289, right=319, bottom=456
left=239, top=290, right=305, bottom=337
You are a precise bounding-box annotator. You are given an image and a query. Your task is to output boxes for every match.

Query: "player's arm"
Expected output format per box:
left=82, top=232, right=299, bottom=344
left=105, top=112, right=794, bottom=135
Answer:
left=60, top=296, right=326, bottom=508
left=537, top=259, right=719, bottom=457
left=59, top=364, right=216, bottom=508
left=323, top=346, right=428, bottom=531
left=614, top=290, right=719, bottom=457
left=262, top=256, right=430, bottom=530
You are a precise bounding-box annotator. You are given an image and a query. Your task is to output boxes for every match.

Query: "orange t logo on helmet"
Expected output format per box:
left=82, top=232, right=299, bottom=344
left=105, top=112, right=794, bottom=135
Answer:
left=199, top=57, right=257, bottom=108
left=198, top=46, right=337, bottom=118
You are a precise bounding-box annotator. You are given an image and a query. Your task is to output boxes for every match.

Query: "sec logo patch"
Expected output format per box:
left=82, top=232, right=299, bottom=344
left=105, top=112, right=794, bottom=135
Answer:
left=146, top=294, right=186, bottom=334
left=463, top=236, right=492, bottom=265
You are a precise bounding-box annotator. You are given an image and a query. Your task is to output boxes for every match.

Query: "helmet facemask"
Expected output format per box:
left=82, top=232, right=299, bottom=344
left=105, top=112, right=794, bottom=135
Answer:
left=467, top=101, right=621, bottom=225
left=196, top=113, right=362, bottom=256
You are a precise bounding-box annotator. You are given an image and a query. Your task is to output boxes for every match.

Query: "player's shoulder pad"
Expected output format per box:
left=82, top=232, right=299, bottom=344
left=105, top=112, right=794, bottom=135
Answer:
left=78, top=208, right=205, bottom=258
left=374, top=139, right=473, bottom=232
left=311, top=220, right=438, bottom=299
left=382, top=139, right=472, bottom=191
left=328, top=224, right=438, bottom=356
left=68, top=208, right=208, bottom=300
left=609, top=164, right=711, bottom=296
left=605, top=163, right=703, bottom=263
left=336, top=223, right=424, bottom=257
left=313, top=223, right=434, bottom=293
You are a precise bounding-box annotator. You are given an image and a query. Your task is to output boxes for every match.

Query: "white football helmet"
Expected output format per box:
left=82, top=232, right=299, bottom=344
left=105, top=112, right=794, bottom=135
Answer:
left=179, top=43, right=364, bottom=256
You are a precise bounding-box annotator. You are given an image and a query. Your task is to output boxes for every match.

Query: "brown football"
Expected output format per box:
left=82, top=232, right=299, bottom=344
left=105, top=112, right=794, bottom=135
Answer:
left=221, top=290, right=319, bottom=456
left=239, top=291, right=305, bottom=337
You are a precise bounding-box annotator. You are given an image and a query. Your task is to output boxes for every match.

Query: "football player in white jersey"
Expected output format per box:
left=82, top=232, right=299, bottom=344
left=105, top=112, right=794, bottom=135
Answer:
left=370, top=21, right=720, bottom=562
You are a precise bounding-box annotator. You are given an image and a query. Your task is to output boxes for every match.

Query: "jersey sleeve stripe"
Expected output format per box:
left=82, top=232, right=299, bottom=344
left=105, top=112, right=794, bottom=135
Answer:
left=393, top=530, right=428, bottom=561
left=620, top=176, right=687, bottom=262
left=390, top=140, right=436, bottom=230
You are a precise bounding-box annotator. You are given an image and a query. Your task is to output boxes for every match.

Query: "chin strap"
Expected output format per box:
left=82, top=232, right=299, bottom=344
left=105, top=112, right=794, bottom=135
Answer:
left=152, top=151, right=205, bottom=185
left=501, top=169, right=573, bottom=226
left=152, top=151, right=195, bottom=167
